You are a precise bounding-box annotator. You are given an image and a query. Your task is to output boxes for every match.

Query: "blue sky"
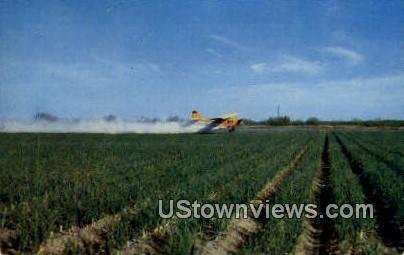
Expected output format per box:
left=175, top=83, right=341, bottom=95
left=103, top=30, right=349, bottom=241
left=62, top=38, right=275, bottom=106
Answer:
left=1, top=0, right=403, bottom=120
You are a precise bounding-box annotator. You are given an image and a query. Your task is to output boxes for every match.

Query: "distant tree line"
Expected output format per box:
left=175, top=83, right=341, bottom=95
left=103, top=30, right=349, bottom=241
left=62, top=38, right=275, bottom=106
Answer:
left=242, top=116, right=320, bottom=126
left=243, top=116, right=404, bottom=127
left=321, top=119, right=404, bottom=127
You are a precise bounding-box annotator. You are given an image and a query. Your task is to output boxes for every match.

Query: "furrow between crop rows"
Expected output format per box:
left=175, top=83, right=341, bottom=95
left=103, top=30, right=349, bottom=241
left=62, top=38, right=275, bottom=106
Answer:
left=0, top=228, right=17, bottom=255
left=294, top=134, right=339, bottom=255
left=36, top=206, right=137, bottom=255
left=199, top=143, right=309, bottom=255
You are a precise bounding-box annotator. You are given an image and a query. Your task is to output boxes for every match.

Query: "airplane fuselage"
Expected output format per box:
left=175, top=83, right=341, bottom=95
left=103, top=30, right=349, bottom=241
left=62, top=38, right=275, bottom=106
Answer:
left=191, top=111, right=242, bottom=132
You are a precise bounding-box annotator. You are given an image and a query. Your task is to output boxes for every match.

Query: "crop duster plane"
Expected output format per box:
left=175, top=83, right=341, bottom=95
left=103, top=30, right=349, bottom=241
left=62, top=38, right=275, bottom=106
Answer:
left=191, top=110, right=242, bottom=133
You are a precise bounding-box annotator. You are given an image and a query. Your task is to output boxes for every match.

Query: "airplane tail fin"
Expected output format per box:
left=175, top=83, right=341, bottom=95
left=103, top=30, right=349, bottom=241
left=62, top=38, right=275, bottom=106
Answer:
left=191, top=110, right=204, bottom=121
left=191, top=110, right=212, bottom=123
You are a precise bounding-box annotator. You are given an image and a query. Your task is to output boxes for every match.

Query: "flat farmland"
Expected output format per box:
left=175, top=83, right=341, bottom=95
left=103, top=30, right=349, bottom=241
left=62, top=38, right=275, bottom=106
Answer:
left=0, top=129, right=403, bottom=254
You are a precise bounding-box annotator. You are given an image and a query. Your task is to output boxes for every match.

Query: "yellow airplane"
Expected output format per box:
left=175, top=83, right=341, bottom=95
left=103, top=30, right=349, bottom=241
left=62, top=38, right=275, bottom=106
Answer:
left=191, top=110, right=242, bottom=133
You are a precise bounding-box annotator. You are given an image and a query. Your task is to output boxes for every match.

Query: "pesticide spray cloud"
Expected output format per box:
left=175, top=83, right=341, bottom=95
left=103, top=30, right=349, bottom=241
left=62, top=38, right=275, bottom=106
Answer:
left=0, top=119, right=203, bottom=134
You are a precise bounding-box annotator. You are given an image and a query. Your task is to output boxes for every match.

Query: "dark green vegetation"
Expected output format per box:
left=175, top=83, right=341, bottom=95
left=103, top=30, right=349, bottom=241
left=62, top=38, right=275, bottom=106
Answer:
left=0, top=129, right=403, bottom=254
left=240, top=133, right=323, bottom=254
left=243, top=116, right=404, bottom=127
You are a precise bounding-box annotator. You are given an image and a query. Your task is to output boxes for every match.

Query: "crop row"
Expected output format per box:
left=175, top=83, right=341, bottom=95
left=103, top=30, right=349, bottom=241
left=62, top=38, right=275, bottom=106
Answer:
left=1, top=129, right=402, bottom=254
left=333, top=132, right=403, bottom=253
left=335, top=132, right=403, bottom=222
left=236, top=131, right=403, bottom=254
left=0, top=131, right=315, bottom=253
left=340, top=129, right=404, bottom=156
left=86, top=132, right=313, bottom=254
left=239, top=132, right=324, bottom=254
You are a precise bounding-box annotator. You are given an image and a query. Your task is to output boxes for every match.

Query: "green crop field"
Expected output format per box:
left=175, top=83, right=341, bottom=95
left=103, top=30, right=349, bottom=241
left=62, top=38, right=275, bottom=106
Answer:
left=0, top=129, right=403, bottom=254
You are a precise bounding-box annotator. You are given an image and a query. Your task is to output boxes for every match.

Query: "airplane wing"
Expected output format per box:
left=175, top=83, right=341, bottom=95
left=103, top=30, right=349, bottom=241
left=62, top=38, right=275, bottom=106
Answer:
left=219, top=112, right=238, bottom=119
